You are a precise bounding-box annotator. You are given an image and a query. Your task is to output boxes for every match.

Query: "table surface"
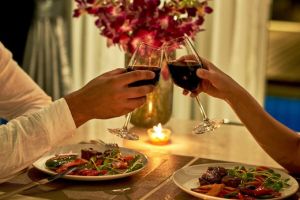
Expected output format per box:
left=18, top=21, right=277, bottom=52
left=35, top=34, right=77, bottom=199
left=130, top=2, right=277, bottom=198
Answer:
left=0, top=118, right=299, bottom=200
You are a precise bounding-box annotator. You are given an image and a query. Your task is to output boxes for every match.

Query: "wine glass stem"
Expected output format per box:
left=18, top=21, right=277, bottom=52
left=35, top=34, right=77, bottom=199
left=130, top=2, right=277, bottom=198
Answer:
left=122, top=112, right=132, bottom=129
left=195, top=96, right=208, bottom=121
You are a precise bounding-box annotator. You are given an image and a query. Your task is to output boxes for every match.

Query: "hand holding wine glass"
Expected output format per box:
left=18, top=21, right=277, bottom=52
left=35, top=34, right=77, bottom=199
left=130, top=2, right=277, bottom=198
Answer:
left=164, top=36, right=223, bottom=134
left=108, top=42, right=163, bottom=140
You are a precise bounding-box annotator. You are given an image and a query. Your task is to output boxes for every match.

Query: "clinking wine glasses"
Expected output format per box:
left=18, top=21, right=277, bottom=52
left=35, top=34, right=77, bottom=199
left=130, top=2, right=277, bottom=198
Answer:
left=108, top=42, right=163, bottom=140
left=164, top=36, right=223, bottom=134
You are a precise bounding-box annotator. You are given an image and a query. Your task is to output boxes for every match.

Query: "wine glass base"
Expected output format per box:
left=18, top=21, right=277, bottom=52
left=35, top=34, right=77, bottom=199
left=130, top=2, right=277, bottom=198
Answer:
left=192, top=119, right=224, bottom=134
left=108, top=128, right=139, bottom=140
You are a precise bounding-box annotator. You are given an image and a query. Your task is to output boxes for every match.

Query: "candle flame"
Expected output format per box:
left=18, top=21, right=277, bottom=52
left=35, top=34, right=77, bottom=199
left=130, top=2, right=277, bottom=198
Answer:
left=148, top=123, right=171, bottom=145
left=152, top=123, right=164, bottom=139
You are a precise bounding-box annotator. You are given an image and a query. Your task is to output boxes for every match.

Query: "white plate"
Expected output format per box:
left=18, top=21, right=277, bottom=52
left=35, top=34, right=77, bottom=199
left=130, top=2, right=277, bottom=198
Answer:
left=172, top=162, right=299, bottom=200
left=33, top=143, right=148, bottom=181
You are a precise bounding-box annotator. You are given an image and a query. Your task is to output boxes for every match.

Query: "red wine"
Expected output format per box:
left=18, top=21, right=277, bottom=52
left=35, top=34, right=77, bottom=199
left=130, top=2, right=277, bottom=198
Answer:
left=127, top=65, right=161, bottom=87
left=167, top=60, right=202, bottom=91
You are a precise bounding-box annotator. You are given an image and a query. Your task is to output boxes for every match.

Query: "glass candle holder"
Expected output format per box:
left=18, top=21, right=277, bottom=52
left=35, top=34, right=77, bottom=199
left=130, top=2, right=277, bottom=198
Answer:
left=147, top=123, right=171, bottom=145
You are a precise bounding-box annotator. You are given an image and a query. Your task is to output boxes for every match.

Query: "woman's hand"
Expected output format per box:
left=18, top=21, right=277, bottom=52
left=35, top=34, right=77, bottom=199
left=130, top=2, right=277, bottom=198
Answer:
left=183, top=58, right=241, bottom=103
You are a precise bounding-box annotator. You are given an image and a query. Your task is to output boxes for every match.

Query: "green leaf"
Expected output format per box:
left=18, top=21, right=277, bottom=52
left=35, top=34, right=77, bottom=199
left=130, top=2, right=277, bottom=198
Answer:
left=223, top=192, right=238, bottom=198
left=257, top=194, right=274, bottom=199
left=45, top=154, right=77, bottom=170
left=125, top=155, right=144, bottom=173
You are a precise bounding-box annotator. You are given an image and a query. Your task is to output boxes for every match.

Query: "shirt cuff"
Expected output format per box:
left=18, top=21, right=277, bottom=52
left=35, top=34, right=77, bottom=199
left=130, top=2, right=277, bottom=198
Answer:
left=45, top=98, right=77, bottom=145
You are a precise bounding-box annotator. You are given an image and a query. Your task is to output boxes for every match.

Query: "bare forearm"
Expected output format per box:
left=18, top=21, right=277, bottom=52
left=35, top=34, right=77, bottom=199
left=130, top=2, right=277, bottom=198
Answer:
left=226, top=85, right=300, bottom=174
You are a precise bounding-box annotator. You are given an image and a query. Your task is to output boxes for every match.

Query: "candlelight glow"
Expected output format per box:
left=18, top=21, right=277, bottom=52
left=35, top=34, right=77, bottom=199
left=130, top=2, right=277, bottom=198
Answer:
left=148, top=123, right=171, bottom=145
left=148, top=99, right=153, bottom=113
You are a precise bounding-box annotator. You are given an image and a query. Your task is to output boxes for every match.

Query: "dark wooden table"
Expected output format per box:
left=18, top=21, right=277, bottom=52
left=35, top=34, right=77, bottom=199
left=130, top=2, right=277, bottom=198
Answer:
left=0, top=149, right=299, bottom=200
left=1, top=119, right=299, bottom=199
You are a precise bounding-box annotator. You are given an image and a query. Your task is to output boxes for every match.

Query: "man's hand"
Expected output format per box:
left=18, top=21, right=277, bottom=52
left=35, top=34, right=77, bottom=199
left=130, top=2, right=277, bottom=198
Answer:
left=64, top=68, right=155, bottom=127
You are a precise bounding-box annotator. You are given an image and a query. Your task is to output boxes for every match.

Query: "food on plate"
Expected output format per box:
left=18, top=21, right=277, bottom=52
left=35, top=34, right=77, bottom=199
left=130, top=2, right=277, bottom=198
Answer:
left=191, top=166, right=290, bottom=199
left=45, top=147, right=144, bottom=176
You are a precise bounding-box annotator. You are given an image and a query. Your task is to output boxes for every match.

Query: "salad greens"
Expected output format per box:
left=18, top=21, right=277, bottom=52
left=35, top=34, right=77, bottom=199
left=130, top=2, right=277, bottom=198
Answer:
left=125, top=155, right=144, bottom=173
left=192, top=165, right=292, bottom=199
left=45, top=154, right=77, bottom=170
left=227, top=166, right=290, bottom=192
left=45, top=147, right=145, bottom=176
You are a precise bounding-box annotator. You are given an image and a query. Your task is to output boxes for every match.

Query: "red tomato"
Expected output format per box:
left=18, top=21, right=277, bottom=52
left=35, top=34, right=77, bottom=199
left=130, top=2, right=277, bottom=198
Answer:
left=99, top=170, right=108, bottom=175
left=78, top=169, right=101, bottom=176
left=96, top=159, right=103, bottom=166
left=256, top=166, right=270, bottom=171
left=56, top=158, right=88, bottom=173
left=122, top=155, right=134, bottom=162
left=253, top=186, right=274, bottom=197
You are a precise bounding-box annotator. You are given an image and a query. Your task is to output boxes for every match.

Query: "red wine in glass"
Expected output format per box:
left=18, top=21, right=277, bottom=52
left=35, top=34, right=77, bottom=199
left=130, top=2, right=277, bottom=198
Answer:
left=127, top=65, right=161, bottom=87
left=164, top=35, right=223, bottom=134
left=108, top=42, right=163, bottom=140
left=167, top=60, right=202, bottom=92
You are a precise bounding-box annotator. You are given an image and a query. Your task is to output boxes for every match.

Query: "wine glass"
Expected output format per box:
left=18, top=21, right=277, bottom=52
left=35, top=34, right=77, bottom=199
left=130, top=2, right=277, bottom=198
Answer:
left=164, top=36, right=223, bottom=134
left=108, top=42, right=163, bottom=140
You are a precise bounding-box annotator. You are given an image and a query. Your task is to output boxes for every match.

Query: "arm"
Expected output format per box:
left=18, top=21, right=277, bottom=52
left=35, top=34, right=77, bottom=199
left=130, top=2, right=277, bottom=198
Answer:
left=0, top=99, right=76, bottom=183
left=195, top=58, right=300, bottom=174
left=0, top=42, right=51, bottom=120
left=0, top=42, right=155, bottom=181
left=0, top=68, right=155, bottom=182
left=0, top=42, right=75, bottom=182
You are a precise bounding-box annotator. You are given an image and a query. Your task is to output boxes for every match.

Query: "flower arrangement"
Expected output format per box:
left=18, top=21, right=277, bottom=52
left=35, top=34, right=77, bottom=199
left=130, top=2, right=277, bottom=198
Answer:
left=73, top=0, right=213, bottom=55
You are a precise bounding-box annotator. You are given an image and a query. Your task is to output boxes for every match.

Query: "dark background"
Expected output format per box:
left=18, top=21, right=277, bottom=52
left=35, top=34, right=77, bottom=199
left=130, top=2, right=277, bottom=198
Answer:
left=271, top=0, right=300, bottom=21
left=0, top=1, right=35, bottom=65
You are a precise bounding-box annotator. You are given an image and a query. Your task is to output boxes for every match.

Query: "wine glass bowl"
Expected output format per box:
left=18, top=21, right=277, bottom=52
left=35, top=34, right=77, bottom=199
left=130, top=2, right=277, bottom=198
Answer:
left=108, top=42, right=163, bottom=140
left=167, top=59, right=202, bottom=92
left=164, top=36, right=223, bottom=134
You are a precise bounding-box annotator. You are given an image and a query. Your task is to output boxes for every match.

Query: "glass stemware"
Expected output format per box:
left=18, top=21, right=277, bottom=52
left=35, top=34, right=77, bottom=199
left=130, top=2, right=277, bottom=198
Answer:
left=164, top=36, right=223, bottom=134
left=108, top=43, right=163, bottom=140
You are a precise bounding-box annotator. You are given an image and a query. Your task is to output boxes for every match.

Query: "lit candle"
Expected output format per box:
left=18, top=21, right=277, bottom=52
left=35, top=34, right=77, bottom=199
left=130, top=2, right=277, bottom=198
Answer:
left=147, top=123, right=171, bottom=145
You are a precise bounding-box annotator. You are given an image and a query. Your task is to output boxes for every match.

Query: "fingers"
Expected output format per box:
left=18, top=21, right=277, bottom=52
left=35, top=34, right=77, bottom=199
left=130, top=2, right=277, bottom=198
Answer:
left=127, top=96, right=147, bottom=109
left=182, top=89, right=189, bottom=96
left=200, top=57, right=220, bottom=72
left=117, top=70, right=155, bottom=86
left=124, top=85, right=155, bottom=99
left=190, top=91, right=199, bottom=97
left=101, top=68, right=126, bottom=77
left=197, top=68, right=213, bottom=81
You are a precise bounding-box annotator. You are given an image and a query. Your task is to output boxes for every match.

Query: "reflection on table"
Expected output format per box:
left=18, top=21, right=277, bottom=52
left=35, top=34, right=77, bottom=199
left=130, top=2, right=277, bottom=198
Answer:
left=69, top=118, right=281, bottom=168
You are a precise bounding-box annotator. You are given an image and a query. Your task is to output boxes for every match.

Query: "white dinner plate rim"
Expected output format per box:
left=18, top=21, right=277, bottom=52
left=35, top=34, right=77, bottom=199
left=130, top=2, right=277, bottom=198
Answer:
left=172, top=162, right=299, bottom=200
left=33, top=144, right=148, bottom=181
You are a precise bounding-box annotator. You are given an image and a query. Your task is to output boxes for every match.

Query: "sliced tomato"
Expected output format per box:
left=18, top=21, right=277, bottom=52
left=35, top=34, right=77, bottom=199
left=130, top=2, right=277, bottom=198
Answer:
left=99, top=169, right=108, bottom=175
left=252, top=186, right=275, bottom=197
left=77, top=169, right=101, bottom=176
left=122, top=155, right=134, bottom=162
left=95, top=159, right=103, bottom=166
left=256, top=166, right=271, bottom=171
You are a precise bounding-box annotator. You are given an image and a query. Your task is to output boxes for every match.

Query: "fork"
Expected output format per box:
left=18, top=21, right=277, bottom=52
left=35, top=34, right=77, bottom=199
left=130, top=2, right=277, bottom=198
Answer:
left=89, top=139, right=119, bottom=150
left=0, top=166, right=78, bottom=199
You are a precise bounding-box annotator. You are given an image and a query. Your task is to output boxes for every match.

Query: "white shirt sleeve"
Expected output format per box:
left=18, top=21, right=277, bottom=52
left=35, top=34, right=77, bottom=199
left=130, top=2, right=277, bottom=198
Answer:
left=0, top=42, right=52, bottom=119
left=0, top=42, right=76, bottom=182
